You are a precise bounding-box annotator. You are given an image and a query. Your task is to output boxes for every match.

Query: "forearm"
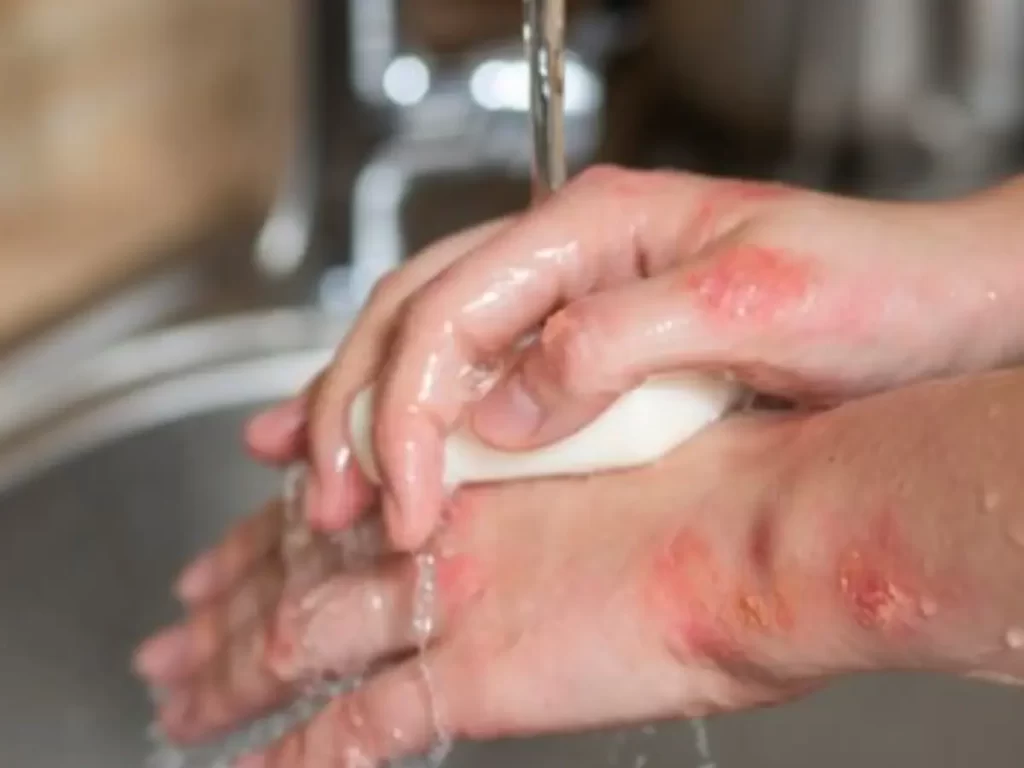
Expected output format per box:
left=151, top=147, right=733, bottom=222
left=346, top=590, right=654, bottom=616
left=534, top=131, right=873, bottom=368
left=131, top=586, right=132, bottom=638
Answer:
left=779, top=368, right=1024, bottom=681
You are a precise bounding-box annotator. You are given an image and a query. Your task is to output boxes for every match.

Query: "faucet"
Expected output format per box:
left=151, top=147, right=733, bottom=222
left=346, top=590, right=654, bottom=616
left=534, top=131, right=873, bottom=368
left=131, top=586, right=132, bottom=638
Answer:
left=253, top=0, right=621, bottom=310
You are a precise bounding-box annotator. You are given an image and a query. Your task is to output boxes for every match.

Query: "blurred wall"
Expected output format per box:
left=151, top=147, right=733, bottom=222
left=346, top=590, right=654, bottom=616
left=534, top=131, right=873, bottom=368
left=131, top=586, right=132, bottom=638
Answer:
left=0, top=0, right=292, bottom=236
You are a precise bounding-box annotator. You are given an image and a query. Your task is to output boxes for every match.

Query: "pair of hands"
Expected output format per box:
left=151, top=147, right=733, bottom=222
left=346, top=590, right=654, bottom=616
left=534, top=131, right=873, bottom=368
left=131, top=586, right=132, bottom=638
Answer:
left=135, top=166, right=1023, bottom=766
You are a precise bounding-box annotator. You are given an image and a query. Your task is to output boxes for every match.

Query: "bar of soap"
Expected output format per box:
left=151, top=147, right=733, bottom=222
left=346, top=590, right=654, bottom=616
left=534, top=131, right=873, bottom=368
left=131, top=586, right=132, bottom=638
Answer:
left=348, top=373, right=743, bottom=488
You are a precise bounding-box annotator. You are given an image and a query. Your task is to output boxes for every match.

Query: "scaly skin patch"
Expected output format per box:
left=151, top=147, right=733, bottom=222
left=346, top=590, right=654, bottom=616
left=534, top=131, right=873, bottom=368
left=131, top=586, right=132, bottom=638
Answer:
left=649, top=527, right=797, bottom=663
left=649, top=528, right=735, bottom=661
left=682, top=246, right=815, bottom=326
left=836, top=512, right=927, bottom=637
left=648, top=526, right=804, bottom=694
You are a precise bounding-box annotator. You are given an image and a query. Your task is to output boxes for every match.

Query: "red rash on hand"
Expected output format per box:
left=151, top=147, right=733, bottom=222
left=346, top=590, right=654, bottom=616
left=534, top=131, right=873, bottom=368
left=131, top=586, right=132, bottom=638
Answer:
left=647, top=526, right=798, bottom=667
left=836, top=512, right=935, bottom=635
left=681, top=246, right=815, bottom=326
left=435, top=552, right=486, bottom=616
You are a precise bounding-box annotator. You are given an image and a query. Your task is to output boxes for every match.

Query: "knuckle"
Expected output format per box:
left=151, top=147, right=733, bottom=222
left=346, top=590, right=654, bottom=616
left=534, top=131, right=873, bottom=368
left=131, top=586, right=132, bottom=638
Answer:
left=568, top=163, right=658, bottom=204
left=391, top=291, right=452, bottom=362
left=365, top=269, right=404, bottom=309
left=571, top=163, right=631, bottom=195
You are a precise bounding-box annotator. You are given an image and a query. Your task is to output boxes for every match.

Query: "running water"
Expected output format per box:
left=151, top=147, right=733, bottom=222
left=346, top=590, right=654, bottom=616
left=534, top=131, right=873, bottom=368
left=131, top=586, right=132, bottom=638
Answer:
left=410, top=552, right=452, bottom=767
left=145, top=465, right=352, bottom=768
left=689, top=719, right=716, bottom=768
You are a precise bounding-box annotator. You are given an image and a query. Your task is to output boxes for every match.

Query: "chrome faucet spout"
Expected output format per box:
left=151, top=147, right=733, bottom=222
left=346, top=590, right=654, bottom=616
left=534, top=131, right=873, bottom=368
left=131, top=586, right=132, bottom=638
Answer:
left=524, top=0, right=567, bottom=202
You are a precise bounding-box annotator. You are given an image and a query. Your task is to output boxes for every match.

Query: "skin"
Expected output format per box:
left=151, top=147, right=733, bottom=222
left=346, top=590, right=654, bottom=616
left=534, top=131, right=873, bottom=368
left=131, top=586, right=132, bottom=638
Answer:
left=136, top=368, right=1024, bottom=767
left=135, top=167, right=1024, bottom=765
left=245, top=166, right=1024, bottom=551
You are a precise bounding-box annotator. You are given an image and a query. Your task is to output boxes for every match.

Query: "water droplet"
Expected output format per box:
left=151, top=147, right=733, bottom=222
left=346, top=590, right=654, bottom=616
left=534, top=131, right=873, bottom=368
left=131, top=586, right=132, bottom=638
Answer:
left=1006, top=627, right=1024, bottom=650
left=987, top=290, right=998, bottom=302
left=334, top=446, right=351, bottom=473
left=919, top=598, right=938, bottom=618
left=989, top=403, right=1003, bottom=420
left=367, top=591, right=384, bottom=612
left=641, top=725, right=656, bottom=736
left=634, top=756, right=649, bottom=768
left=983, top=490, right=1002, bottom=512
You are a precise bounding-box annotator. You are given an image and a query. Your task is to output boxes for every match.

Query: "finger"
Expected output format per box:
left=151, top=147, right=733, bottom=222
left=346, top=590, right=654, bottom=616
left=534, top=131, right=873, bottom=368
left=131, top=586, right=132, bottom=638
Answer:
left=235, top=655, right=445, bottom=768
left=306, top=218, right=511, bottom=532
left=158, top=617, right=292, bottom=744
left=471, top=240, right=823, bottom=447
left=136, top=553, right=285, bottom=684
left=373, top=167, right=719, bottom=548
left=265, top=557, right=434, bottom=683
left=245, top=373, right=322, bottom=464
left=173, top=500, right=285, bottom=604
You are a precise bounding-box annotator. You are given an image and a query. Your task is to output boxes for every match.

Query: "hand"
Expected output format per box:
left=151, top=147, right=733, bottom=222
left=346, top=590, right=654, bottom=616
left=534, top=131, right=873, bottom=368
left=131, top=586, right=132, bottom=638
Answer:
left=136, top=415, right=847, bottom=765
left=237, top=219, right=510, bottom=556
left=139, top=367, right=1024, bottom=765
left=245, top=167, right=1024, bottom=552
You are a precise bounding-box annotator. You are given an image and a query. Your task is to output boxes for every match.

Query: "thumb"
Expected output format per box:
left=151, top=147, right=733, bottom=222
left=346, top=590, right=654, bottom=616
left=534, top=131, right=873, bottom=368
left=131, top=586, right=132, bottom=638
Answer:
left=469, top=246, right=809, bottom=449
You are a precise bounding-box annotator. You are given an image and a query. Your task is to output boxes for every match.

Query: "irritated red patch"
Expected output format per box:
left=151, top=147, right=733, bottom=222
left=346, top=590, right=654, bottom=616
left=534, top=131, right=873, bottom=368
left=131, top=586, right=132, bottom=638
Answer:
left=682, top=245, right=814, bottom=325
left=737, top=592, right=795, bottom=633
left=647, top=526, right=798, bottom=667
left=435, top=553, right=486, bottom=615
left=836, top=513, right=925, bottom=634
left=648, top=528, right=738, bottom=661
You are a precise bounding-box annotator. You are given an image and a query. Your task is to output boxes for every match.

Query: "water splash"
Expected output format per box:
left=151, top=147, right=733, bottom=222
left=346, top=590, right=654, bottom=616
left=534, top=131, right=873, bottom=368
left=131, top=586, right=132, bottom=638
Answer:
left=689, top=718, right=716, bottom=768
left=412, top=551, right=452, bottom=767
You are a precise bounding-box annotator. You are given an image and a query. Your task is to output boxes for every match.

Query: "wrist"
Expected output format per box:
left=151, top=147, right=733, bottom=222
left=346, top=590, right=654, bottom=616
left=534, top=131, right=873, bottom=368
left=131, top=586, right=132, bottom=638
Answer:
left=765, top=409, right=957, bottom=678
left=951, top=177, right=1024, bottom=366
left=776, top=374, right=1024, bottom=682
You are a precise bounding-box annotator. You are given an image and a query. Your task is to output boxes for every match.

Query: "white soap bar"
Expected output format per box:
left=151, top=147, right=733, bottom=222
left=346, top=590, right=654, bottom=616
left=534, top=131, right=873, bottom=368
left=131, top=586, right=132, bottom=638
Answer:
left=348, top=373, right=743, bottom=487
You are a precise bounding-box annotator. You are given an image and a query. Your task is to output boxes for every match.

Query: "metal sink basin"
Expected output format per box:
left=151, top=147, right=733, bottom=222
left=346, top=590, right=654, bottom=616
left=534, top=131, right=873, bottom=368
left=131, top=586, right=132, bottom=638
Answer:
left=1, top=308, right=1023, bottom=768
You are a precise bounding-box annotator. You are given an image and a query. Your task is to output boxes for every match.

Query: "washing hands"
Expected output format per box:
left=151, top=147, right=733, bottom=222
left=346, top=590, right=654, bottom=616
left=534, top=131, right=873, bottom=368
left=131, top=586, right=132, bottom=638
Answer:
left=136, top=167, right=1024, bottom=766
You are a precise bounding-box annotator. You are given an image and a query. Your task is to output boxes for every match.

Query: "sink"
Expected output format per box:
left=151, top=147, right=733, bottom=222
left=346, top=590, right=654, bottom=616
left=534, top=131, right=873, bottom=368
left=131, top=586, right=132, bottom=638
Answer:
left=1, top=308, right=1023, bottom=768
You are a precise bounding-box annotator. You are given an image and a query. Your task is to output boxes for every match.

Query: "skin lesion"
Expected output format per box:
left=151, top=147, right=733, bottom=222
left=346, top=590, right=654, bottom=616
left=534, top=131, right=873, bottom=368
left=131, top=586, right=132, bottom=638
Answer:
left=680, top=245, right=818, bottom=327
left=833, top=511, right=941, bottom=644
left=645, top=524, right=799, bottom=681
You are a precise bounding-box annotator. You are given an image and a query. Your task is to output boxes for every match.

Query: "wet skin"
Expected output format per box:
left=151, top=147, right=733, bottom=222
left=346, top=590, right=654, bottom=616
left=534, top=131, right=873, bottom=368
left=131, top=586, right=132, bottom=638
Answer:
left=247, top=166, right=1024, bottom=550
left=137, top=367, right=1024, bottom=767
left=136, top=167, right=1024, bottom=765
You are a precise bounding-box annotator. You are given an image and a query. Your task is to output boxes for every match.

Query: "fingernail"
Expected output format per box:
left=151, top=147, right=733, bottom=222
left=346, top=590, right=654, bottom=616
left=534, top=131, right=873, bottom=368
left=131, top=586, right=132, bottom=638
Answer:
left=246, top=401, right=305, bottom=449
left=472, top=372, right=545, bottom=443
left=249, top=402, right=301, bottom=434
left=134, top=625, right=190, bottom=679
left=174, top=551, right=218, bottom=603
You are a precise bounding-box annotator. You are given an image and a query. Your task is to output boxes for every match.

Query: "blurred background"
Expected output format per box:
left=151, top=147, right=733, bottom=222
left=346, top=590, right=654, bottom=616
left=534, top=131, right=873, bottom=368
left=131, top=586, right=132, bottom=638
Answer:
left=4, top=0, right=1024, bottom=357
left=3, top=2, right=1024, bottom=766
